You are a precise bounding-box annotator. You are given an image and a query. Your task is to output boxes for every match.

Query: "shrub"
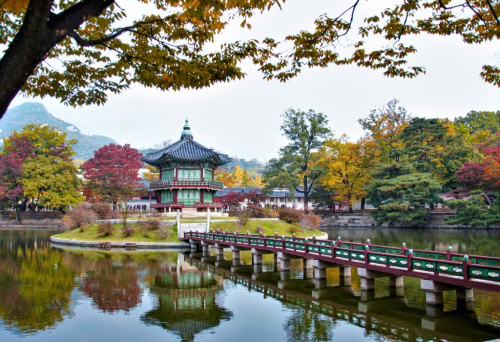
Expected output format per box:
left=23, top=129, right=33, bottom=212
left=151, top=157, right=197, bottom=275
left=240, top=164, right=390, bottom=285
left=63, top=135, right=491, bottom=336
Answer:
left=156, top=226, right=171, bottom=239
left=288, top=223, right=301, bottom=235
left=300, top=211, right=323, bottom=230
left=247, top=204, right=267, bottom=218
left=256, top=225, right=264, bottom=234
left=91, top=202, right=112, bottom=219
left=235, top=210, right=249, bottom=227
left=265, top=207, right=279, bottom=218
left=228, top=207, right=240, bottom=217
left=121, top=226, right=135, bottom=237
left=79, top=223, right=92, bottom=233
left=108, top=210, right=120, bottom=219
left=97, top=222, right=114, bottom=236
left=66, top=203, right=97, bottom=228
left=141, top=219, right=161, bottom=231
left=62, top=215, right=74, bottom=231
left=278, top=207, right=302, bottom=223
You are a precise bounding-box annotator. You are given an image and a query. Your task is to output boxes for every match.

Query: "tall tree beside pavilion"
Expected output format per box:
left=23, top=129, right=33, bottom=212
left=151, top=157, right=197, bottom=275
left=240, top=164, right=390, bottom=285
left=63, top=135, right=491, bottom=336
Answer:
left=81, top=144, right=145, bottom=203
left=263, top=108, right=331, bottom=213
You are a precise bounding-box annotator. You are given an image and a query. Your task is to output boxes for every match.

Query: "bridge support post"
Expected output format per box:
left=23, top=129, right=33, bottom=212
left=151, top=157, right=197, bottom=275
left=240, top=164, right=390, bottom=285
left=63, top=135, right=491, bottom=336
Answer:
left=312, top=260, right=351, bottom=289
left=420, top=280, right=474, bottom=311
left=215, top=245, right=225, bottom=261
left=251, top=248, right=267, bottom=266
left=303, top=259, right=314, bottom=279
left=189, top=239, right=200, bottom=253
left=202, top=245, right=211, bottom=257
left=358, top=268, right=398, bottom=291
left=231, top=246, right=249, bottom=266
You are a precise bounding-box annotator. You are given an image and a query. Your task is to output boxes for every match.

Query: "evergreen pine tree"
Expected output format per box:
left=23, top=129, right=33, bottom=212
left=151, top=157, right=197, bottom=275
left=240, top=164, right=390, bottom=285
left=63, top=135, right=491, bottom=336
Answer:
left=366, top=161, right=443, bottom=227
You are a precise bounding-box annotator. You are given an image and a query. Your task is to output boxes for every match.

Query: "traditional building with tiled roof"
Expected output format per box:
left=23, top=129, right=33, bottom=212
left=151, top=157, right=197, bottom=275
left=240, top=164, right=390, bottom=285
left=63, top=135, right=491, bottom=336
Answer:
left=142, top=120, right=232, bottom=215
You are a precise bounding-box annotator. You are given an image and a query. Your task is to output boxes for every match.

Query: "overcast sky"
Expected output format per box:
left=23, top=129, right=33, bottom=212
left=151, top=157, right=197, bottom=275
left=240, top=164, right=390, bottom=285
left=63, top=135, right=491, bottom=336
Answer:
left=8, top=0, right=500, bottom=161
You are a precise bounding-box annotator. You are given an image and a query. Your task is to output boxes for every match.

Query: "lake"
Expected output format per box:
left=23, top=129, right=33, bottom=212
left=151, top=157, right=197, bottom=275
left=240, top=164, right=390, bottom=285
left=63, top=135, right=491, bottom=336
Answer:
left=0, top=228, right=500, bottom=342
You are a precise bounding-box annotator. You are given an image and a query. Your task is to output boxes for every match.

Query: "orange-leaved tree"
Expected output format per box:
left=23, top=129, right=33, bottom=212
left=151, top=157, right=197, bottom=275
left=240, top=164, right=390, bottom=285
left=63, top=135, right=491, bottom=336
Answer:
left=316, top=135, right=377, bottom=213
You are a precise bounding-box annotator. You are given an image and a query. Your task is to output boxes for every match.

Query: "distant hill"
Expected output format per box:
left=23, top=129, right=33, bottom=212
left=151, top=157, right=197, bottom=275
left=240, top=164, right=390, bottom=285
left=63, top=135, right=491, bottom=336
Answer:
left=224, top=157, right=266, bottom=177
left=0, top=102, right=117, bottom=160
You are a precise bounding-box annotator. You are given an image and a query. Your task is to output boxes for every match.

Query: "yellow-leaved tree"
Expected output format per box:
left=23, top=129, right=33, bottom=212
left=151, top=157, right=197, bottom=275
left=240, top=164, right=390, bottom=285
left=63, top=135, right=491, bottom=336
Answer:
left=253, top=175, right=264, bottom=187
left=1, top=124, right=83, bottom=211
left=143, top=164, right=159, bottom=183
left=316, top=135, right=377, bottom=213
left=215, top=170, right=237, bottom=188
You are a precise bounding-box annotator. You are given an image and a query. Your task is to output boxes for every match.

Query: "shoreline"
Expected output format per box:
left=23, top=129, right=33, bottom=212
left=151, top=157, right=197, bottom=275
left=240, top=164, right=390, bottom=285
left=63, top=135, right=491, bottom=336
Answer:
left=50, top=236, right=191, bottom=249
left=50, top=231, right=329, bottom=249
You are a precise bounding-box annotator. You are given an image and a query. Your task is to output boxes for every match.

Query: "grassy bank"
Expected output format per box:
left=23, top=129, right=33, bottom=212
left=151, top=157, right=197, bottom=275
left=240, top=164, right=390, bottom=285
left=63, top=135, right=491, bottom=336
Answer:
left=127, top=216, right=238, bottom=221
left=53, top=223, right=181, bottom=243
left=52, top=220, right=324, bottom=243
left=209, top=220, right=323, bottom=238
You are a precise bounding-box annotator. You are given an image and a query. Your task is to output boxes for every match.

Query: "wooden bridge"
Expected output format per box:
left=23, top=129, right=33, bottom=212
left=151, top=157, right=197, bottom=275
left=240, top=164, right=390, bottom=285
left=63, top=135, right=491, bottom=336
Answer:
left=182, top=231, right=500, bottom=308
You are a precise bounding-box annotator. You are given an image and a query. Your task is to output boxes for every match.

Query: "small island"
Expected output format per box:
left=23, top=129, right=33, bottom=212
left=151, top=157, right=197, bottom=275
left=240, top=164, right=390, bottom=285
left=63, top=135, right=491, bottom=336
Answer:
left=51, top=219, right=325, bottom=247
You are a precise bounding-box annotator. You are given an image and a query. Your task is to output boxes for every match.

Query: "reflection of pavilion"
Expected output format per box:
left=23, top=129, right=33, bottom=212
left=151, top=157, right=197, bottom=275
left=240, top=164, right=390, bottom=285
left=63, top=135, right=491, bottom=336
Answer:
left=141, top=254, right=232, bottom=341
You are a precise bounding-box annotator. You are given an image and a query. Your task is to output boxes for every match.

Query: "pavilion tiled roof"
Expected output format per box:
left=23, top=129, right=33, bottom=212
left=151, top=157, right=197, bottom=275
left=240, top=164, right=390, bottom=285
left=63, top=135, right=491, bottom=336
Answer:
left=141, top=120, right=232, bottom=165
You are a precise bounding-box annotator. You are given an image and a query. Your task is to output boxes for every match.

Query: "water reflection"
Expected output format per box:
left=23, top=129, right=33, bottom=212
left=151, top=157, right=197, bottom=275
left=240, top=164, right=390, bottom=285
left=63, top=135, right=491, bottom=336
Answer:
left=0, top=231, right=75, bottom=335
left=80, top=262, right=143, bottom=313
left=0, top=230, right=500, bottom=342
left=142, top=254, right=232, bottom=341
left=185, top=251, right=500, bottom=342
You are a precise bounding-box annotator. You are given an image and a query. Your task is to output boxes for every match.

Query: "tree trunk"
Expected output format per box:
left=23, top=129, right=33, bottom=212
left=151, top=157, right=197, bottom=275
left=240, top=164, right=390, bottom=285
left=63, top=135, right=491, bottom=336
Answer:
left=348, top=194, right=353, bottom=213
left=430, top=203, right=435, bottom=210
left=0, top=0, right=114, bottom=119
left=303, top=175, right=309, bottom=214
left=361, top=197, right=366, bottom=210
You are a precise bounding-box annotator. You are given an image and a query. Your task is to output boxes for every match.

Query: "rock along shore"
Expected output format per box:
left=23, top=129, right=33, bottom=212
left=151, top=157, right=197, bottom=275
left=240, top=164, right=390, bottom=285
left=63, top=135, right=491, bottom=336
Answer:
left=50, top=236, right=190, bottom=249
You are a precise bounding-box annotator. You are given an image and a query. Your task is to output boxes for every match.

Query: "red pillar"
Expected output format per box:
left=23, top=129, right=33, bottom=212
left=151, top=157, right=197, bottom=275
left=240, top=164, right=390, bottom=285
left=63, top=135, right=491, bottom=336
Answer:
left=173, top=189, right=177, bottom=204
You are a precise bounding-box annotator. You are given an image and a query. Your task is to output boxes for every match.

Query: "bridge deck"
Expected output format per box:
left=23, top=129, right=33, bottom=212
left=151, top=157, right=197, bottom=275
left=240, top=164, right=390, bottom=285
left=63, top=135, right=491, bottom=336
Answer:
left=182, top=231, right=500, bottom=292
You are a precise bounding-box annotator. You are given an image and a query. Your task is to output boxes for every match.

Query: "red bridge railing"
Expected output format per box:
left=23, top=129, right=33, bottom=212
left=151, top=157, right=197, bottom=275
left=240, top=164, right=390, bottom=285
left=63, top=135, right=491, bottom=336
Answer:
left=182, top=231, right=500, bottom=289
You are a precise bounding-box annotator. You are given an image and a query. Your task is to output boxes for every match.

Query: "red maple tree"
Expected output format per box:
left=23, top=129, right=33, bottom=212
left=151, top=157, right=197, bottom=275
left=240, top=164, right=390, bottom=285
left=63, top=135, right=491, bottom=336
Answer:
left=81, top=144, right=145, bottom=203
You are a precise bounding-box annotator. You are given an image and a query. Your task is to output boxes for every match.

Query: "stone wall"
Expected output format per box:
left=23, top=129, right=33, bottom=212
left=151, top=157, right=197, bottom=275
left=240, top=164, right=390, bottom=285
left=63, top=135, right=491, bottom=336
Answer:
left=319, top=211, right=476, bottom=229
left=0, top=218, right=64, bottom=230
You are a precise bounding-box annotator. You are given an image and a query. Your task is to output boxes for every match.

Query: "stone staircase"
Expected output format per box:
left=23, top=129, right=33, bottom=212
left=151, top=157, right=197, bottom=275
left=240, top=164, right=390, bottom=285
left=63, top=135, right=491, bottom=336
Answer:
left=181, top=208, right=199, bottom=218
left=177, top=222, right=208, bottom=238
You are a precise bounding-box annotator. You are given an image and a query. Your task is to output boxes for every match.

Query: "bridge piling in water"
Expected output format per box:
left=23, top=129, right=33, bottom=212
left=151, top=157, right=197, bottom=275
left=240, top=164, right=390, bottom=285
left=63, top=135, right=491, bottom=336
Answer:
left=312, top=260, right=352, bottom=289
left=421, top=279, right=474, bottom=310
left=358, top=268, right=403, bottom=291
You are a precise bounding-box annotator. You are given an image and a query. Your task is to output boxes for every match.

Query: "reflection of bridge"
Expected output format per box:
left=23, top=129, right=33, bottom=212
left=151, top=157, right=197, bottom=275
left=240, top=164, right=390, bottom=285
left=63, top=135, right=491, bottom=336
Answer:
left=182, top=231, right=500, bottom=310
left=185, top=253, right=500, bottom=342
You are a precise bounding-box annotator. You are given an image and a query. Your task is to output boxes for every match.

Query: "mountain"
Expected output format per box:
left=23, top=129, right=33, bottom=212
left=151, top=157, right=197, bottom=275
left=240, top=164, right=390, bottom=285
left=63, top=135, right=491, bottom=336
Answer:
left=0, top=102, right=117, bottom=160
left=224, top=157, right=266, bottom=177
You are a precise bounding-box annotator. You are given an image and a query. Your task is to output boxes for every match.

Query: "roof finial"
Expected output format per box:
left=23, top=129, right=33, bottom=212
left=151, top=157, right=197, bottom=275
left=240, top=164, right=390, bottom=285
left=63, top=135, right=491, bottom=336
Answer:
left=181, top=119, right=193, bottom=140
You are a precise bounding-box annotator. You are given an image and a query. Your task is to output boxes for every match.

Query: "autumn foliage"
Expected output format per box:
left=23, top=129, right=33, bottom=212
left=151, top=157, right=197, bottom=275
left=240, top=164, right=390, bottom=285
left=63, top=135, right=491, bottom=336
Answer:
left=82, top=144, right=145, bottom=202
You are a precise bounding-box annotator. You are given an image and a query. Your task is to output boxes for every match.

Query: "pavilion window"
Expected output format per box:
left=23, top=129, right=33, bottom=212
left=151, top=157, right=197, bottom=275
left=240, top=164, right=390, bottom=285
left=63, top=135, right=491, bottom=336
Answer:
left=161, top=190, right=173, bottom=203
left=178, top=169, right=201, bottom=181
left=204, top=190, right=213, bottom=203
left=204, top=170, right=213, bottom=181
left=162, top=169, right=174, bottom=181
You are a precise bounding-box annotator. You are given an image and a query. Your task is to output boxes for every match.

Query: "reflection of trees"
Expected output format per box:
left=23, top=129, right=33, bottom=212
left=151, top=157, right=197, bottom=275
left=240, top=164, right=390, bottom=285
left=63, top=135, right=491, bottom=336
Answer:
left=142, top=269, right=232, bottom=341
left=0, top=230, right=75, bottom=334
left=283, top=307, right=334, bottom=342
left=80, top=263, right=143, bottom=314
